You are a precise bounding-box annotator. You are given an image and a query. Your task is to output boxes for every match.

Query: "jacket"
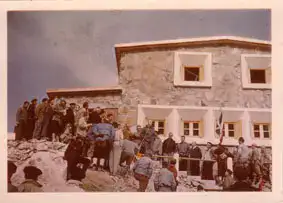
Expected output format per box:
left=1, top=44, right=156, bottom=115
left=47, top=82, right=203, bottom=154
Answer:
left=92, top=123, right=115, bottom=141
left=122, top=139, right=139, bottom=155
left=154, top=168, right=176, bottom=192
left=151, top=136, right=162, bottom=154
left=177, top=142, right=190, bottom=156
left=236, top=144, right=250, bottom=163
left=16, top=107, right=28, bottom=123
left=162, top=138, right=176, bottom=154
left=18, top=179, right=43, bottom=192
left=76, top=117, right=89, bottom=137
left=133, top=156, right=153, bottom=178
left=35, top=103, right=47, bottom=121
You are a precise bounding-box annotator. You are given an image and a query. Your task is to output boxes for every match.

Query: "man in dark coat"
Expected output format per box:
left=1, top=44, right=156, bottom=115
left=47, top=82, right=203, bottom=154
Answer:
left=15, top=101, right=29, bottom=141
left=88, top=106, right=102, bottom=124
left=162, top=132, right=176, bottom=162
left=63, top=103, right=76, bottom=135
left=64, top=137, right=91, bottom=181
left=223, top=166, right=257, bottom=191
left=189, top=141, right=202, bottom=176
left=8, top=161, right=18, bottom=192
left=26, top=98, right=37, bottom=140
left=33, top=98, right=48, bottom=140
left=214, top=145, right=234, bottom=180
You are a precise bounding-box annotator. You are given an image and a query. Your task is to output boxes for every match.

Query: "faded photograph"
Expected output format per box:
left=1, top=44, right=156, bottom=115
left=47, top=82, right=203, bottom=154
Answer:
left=7, top=10, right=271, bottom=192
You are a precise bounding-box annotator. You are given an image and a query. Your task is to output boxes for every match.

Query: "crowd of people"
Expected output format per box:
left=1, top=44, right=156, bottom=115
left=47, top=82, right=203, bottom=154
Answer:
left=9, top=97, right=272, bottom=192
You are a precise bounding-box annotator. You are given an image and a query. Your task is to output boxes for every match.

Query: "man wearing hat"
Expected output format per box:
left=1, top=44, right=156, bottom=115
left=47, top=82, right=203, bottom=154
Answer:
left=132, top=151, right=154, bottom=192
left=26, top=98, right=38, bottom=140
left=18, top=166, right=43, bottom=192
left=8, top=161, right=18, bottom=192
left=63, top=102, right=76, bottom=136
left=154, top=161, right=177, bottom=192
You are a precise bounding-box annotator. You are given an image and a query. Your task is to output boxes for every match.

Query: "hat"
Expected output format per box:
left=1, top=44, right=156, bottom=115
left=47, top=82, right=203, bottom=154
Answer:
left=70, top=103, right=76, bottom=106
left=31, top=98, right=38, bottom=103
left=23, top=166, right=42, bottom=177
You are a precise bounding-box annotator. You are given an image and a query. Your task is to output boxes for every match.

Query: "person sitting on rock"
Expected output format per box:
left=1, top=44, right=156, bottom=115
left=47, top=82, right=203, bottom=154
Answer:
left=154, top=161, right=177, bottom=192
left=18, top=166, right=43, bottom=192
left=133, top=151, right=154, bottom=192
left=8, top=161, right=18, bottom=192
left=64, top=136, right=90, bottom=181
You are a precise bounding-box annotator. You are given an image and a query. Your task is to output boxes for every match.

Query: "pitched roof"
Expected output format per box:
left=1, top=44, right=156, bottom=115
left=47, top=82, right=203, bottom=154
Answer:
left=46, top=86, right=122, bottom=98
left=114, top=36, right=271, bottom=73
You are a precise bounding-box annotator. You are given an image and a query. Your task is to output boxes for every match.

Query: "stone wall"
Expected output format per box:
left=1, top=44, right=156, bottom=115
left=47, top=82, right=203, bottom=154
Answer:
left=118, top=46, right=271, bottom=112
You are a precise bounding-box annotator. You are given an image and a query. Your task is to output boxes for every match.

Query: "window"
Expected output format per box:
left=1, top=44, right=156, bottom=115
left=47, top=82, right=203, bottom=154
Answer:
left=250, top=69, right=266, bottom=84
left=241, top=54, right=271, bottom=89
left=184, top=66, right=201, bottom=81
left=174, top=52, right=212, bottom=87
left=183, top=121, right=200, bottom=137
left=253, top=123, right=271, bottom=139
left=222, top=122, right=236, bottom=137
left=149, top=120, right=165, bottom=135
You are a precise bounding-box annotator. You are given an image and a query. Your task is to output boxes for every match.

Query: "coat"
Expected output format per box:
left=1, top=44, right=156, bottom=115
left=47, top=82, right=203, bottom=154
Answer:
left=76, top=117, right=89, bottom=137
left=151, top=136, right=162, bottom=154
left=92, top=123, right=115, bottom=141
left=133, top=156, right=153, bottom=178
left=16, top=107, right=28, bottom=123
left=177, top=142, right=190, bottom=156
left=162, top=138, right=176, bottom=154
left=18, top=179, right=43, bottom=192
left=35, top=103, right=47, bottom=121
left=154, top=168, right=177, bottom=192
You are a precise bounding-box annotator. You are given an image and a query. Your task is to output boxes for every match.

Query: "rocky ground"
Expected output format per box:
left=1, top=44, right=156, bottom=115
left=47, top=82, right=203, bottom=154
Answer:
left=7, top=140, right=271, bottom=192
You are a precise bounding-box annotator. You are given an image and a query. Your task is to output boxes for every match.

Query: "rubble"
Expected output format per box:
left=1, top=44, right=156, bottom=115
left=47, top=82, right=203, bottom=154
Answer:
left=7, top=140, right=271, bottom=192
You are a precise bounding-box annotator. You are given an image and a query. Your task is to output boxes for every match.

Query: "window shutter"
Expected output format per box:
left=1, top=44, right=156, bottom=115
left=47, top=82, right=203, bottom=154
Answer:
left=180, top=118, right=184, bottom=136
left=265, top=66, right=271, bottom=84
left=199, top=120, right=204, bottom=138
left=234, top=120, right=242, bottom=140
left=269, top=123, right=272, bottom=139
left=199, top=65, right=204, bottom=81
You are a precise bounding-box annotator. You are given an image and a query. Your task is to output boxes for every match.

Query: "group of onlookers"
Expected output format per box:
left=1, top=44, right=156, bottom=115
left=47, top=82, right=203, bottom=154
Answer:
left=12, top=97, right=271, bottom=192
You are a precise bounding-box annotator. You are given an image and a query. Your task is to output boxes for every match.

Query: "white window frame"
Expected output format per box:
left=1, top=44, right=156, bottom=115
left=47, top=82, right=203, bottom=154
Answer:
left=241, top=54, right=271, bottom=89
left=222, top=122, right=236, bottom=138
left=252, top=123, right=271, bottom=139
left=174, top=51, right=212, bottom=87
left=149, top=119, right=165, bottom=135
left=183, top=121, right=200, bottom=137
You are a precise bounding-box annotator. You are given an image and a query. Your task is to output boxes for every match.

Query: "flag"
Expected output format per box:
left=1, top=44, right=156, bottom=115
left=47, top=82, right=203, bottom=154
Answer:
left=215, top=111, right=224, bottom=144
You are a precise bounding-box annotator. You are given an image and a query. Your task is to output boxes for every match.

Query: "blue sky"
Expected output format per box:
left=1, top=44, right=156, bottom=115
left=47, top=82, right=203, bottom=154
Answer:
left=7, top=9, right=271, bottom=132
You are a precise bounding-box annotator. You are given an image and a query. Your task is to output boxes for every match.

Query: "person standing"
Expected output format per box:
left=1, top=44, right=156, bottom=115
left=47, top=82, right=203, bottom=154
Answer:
left=133, top=151, right=154, bottom=192
left=201, top=142, right=215, bottom=180
left=162, top=132, right=176, bottom=162
left=8, top=161, right=18, bottom=192
left=75, top=102, right=89, bottom=127
left=235, top=137, right=250, bottom=169
left=77, top=112, right=92, bottom=156
left=119, top=136, right=139, bottom=172
left=154, top=161, right=177, bottom=192
left=88, top=106, right=102, bottom=124
left=109, top=122, right=124, bottom=175
left=41, top=99, right=54, bottom=140
left=18, top=166, right=44, bottom=192
left=89, top=118, right=115, bottom=171
left=249, top=144, right=262, bottom=179
left=26, top=98, right=38, bottom=140
left=33, top=98, right=48, bottom=140
left=177, top=136, right=190, bottom=171
left=151, top=131, right=162, bottom=160
left=189, top=141, right=202, bottom=176
left=260, top=146, right=271, bottom=182
left=63, top=103, right=76, bottom=135
left=15, top=101, right=29, bottom=141
left=214, top=145, right=234, bottom=180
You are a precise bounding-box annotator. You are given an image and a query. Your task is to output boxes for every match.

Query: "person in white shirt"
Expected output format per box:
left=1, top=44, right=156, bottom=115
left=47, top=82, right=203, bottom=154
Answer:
left=109, top=122, right=124, bottom=175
